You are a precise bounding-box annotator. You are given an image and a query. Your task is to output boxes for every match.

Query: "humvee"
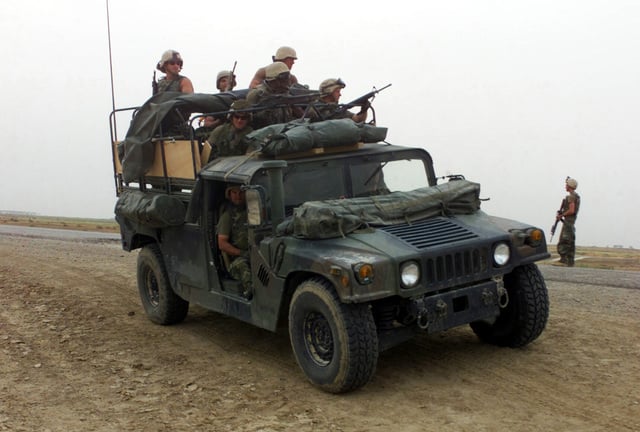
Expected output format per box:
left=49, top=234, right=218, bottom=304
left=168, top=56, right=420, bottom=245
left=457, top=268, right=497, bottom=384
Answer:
left=110, top=92, right=550, bottom=393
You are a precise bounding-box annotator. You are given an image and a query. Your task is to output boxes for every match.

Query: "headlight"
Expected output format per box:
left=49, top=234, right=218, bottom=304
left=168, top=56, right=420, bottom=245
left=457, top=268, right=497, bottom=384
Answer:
left=400, top=261, right=420, bottom=288
left=493, top=242, right=511, bottom=266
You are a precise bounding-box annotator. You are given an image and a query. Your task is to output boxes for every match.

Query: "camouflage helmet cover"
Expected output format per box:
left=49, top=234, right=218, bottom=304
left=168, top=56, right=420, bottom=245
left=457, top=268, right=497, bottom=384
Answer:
left=319, top=78, right=346, bottom=96
left=273, top=46, right=297, bottom=61
left=566, top=177, right=578, bottom=189
left=265, top=61, right=290, bottom=80
left=216, top=70, right=237, bottom=89
left=230, top=99, right=251, bottom=111
left=156, top=50, right=183, bottom=72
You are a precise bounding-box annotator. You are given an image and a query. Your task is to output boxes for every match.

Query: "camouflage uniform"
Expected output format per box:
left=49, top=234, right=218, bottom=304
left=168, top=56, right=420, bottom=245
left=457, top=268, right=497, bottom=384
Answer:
left=156, top=75, right=186, bottom=94
left=207, top=122, right=254, bottom=161
left=246, top=84, right=298, bottom=129
left=557, top=190, right=581, bottom=266
left=217, top=206, right=251, bottom=294
left=309, top=101, right=353, bottom=122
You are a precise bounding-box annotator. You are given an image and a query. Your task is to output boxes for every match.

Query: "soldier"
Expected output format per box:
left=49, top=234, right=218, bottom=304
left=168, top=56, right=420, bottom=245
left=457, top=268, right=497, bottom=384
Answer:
left=153, top=50, right=194, bottom=95
left=207, top=100, right=254, bottom=161
left=248, top=46, right=300, bottom=89
left=217, top=185, right=252, bottom=299
left=553, top=177, right=581, bottom=267
left=216, top=70, right=237, bottom=92
left=311, top=78, right=368, bottom=123
left=246, top=62, right=301, bottom=128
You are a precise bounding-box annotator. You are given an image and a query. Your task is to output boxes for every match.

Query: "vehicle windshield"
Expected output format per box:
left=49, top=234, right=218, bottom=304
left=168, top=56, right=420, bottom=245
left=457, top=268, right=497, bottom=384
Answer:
left=253, top=155, right=432, bottom=211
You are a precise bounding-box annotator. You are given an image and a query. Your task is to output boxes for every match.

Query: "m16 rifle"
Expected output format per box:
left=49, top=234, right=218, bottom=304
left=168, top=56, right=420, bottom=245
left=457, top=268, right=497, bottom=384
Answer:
left=224, top=61, right=237, bottom=92
left=152, top=71, right=158, bottom=95
left=550, top=198, right=566, bottom=242
left=336, top=83, right=391, bottom=124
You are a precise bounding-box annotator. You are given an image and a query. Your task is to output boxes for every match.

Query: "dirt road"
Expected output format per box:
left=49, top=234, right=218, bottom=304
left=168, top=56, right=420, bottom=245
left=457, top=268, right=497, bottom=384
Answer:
left=1, top=233, right=639, bottom=432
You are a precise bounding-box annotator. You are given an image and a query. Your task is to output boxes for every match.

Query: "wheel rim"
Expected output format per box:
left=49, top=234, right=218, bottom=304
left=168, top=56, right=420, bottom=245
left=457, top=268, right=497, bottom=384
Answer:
left=303, top=311, right=334, bottom=366
left=143, top=267, right=160, bottom=307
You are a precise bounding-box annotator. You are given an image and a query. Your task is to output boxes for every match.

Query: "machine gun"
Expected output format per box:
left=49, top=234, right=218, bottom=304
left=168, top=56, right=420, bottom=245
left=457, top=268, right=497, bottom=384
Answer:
left=550, top=198, right=566, bottom=242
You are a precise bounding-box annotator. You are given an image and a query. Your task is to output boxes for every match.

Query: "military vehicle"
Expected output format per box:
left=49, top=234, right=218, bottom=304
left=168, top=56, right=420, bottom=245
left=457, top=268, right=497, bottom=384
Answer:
left=110, top=90, right=550, bottom=393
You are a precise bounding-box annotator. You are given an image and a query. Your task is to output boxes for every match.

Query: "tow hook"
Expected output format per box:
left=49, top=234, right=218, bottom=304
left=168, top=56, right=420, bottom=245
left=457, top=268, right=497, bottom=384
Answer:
left=493, top=276, right=509, bottom=308
left=415, top=298, right=448, bottom=330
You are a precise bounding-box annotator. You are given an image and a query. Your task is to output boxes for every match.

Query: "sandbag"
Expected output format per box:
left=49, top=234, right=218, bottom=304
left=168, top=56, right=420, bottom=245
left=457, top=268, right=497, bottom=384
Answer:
left=245, top=119, right=388, bottom=157
left=114, top=189, right=186, bottom=228
left=280, top=180, right=480, bottom=239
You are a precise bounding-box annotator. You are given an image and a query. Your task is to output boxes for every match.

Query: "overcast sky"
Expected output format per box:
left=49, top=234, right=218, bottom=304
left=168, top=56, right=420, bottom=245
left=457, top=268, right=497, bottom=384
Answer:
left=1, top=0, right=639, bottom=248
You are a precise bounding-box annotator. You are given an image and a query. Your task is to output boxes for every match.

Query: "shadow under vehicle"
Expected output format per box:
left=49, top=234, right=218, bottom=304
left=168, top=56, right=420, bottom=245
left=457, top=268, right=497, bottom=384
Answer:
left=110, top=91, right=550, bottom=393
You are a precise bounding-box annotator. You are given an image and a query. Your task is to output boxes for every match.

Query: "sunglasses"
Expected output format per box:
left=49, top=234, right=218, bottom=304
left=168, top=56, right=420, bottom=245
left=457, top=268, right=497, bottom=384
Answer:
left=167, top=60, right=183, bottom=66
left=233, top=115, right=249, bottom=120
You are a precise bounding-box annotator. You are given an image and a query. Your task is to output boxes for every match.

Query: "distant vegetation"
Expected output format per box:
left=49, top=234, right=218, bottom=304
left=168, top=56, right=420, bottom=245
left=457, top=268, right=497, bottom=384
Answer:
left=0, top=213, right=119, bottom=233
left=1, top=213, right=638, bottom=271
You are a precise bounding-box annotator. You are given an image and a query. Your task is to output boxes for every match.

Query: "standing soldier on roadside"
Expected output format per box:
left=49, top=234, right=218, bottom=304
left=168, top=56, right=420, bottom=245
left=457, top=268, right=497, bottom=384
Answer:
left=553, top=177, right=581, bottom=267
left=153, top=50, right=194, bottom=95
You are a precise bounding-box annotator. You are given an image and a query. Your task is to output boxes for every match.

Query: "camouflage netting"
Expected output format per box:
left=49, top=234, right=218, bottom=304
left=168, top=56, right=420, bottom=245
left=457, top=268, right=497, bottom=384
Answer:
left=277, top=180, right=481, bottom=239
left=114, top=189, right=186, bottom=228
left=118, top=90, right=249, bottom=183
left=245, top=119, right=388, bottom=156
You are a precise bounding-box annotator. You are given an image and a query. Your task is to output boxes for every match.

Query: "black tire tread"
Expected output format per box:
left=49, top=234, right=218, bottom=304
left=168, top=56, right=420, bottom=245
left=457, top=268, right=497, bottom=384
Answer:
left=137, top=244, right=189, bottom=325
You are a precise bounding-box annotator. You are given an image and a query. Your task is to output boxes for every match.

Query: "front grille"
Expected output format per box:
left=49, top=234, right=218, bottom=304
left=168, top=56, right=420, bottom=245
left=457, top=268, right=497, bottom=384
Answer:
left=381, top=218, right=490, bottom=287
left=424, top=248, right=489, bottom=284
left=380, top=218, right=478, bottom=249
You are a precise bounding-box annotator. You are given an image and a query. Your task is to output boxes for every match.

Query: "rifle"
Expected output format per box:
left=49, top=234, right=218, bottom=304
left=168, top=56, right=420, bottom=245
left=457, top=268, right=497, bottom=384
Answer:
left=152, top=70, right=158, bottom=95
left=550, top=198, right=566, bottom=242
left=259, top=91, right=322, bottom=108
left=224, top=61, right=237, bottom=92
left=337, top=83, right=392, bottom=111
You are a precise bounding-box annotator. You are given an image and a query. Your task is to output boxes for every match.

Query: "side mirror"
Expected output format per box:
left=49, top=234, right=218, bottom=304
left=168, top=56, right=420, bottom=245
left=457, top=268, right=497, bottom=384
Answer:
left=245, top=188, right=264, bottom=226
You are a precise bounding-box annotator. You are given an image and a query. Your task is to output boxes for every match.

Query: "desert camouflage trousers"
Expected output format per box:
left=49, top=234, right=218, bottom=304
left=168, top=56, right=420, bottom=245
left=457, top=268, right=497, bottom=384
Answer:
left=228, top=256, right=251, bottom=292
left=556, top=221, right=576, bottom=265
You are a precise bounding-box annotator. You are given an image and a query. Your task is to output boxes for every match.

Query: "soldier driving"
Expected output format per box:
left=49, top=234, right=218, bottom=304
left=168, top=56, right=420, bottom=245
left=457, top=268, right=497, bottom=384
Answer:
left=217, top=185, right=252, bottom=299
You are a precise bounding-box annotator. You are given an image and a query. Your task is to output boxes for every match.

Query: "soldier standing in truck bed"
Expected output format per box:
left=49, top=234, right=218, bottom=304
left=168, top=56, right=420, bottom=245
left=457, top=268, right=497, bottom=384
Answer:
left=153, top=50, right=194, bottom=95
left=249, top=46, right=299, bottom=89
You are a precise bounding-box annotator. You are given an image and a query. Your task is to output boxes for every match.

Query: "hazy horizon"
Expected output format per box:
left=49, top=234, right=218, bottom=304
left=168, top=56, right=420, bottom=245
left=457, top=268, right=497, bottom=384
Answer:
left=1, top=0, right=638, bottom=248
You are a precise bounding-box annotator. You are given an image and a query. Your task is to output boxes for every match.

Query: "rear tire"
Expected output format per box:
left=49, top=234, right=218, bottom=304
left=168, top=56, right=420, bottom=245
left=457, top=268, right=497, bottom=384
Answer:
left=137, top=244, right=189, bottom=325
left=289, top=278, right=378, bottom=393
left=470, top=264, right=549, bottom=347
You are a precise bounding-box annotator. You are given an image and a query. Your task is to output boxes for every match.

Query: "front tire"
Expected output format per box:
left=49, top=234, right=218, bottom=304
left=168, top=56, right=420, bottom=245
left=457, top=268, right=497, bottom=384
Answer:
left=137, top=244, right=189, bottom=325
left=288, top=278, right=378, bottom=393
left=470, top=264, right=549, bottom=347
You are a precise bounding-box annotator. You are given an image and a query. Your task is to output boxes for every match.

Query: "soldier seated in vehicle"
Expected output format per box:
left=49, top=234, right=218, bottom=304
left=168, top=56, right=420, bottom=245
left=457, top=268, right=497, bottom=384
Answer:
left=217, top=185, right=252, bottom=299
left=246, top=62, right=303, bottom=129
left=310, top=78, right=368, bottom=123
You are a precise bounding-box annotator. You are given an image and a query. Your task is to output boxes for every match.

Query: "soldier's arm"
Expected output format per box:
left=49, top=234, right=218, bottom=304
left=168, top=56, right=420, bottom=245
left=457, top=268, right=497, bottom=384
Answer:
left=218, top=234, right=242, bottom=257
left=180, top=77, right=195, bottom=94
left=249, top=68, right=266, bottom=89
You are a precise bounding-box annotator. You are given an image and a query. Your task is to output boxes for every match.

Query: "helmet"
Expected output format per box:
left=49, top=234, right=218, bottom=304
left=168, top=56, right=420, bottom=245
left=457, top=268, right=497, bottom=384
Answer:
left=230, top=99, right=251, bottom=111
left=265, top=62, right=290, bottom=80
left=566, top=177, right=578, bottom=189
left=216, top=70, right=237, bottom=90
left=319, top=78, right=346, bottom=96
left=273, top=46, right=297, bottom=61
left=225, top=184, right=244, bottom=200
left=156, top=50, right=183, bottom=72
left=228, top=99, right=252, bottom=120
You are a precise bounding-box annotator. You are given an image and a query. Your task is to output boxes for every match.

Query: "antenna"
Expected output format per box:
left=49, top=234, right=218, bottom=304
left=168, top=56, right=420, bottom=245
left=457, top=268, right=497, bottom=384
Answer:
left=106, top=0, right=117, bottom=137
